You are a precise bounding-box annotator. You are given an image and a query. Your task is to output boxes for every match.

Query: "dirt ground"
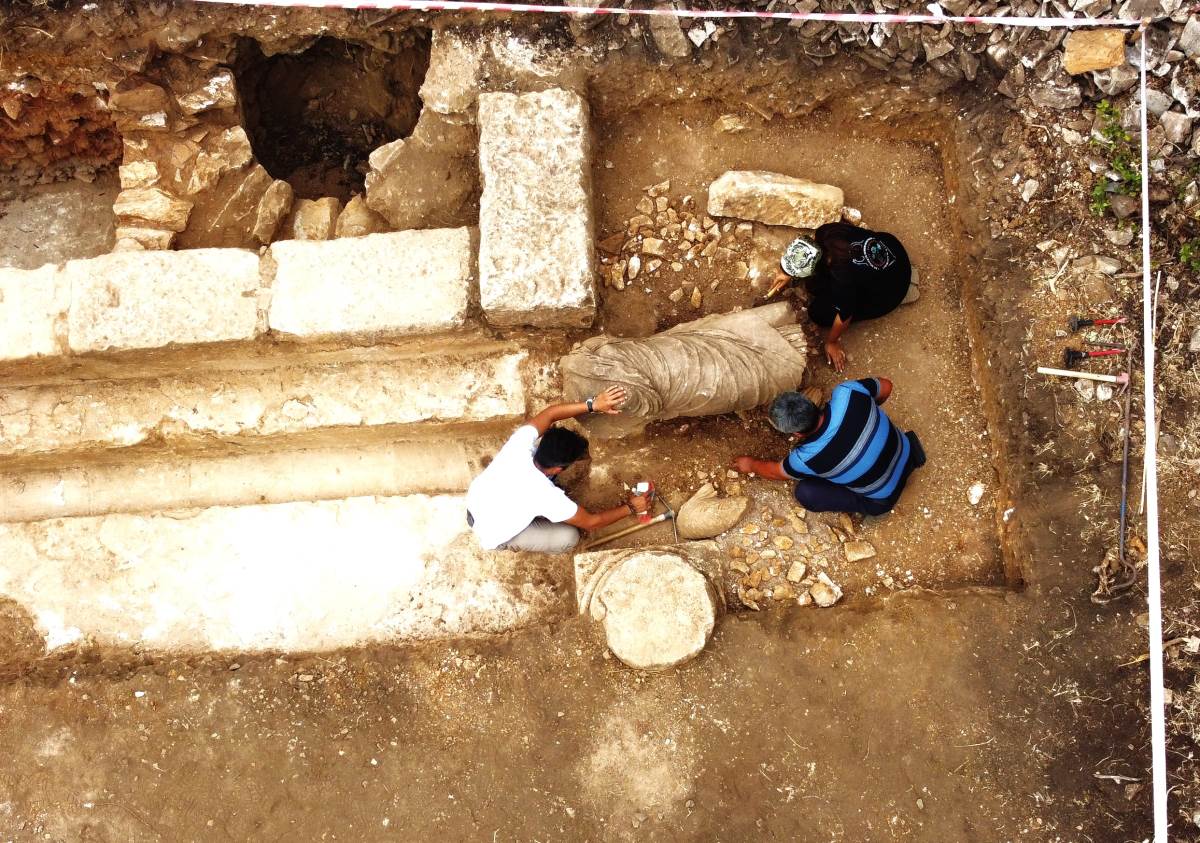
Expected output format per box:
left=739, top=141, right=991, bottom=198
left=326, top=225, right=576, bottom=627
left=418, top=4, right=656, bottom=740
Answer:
left=0, top=9, right=1172, bottom=840
left=572, top=99, right=1001, bottom=597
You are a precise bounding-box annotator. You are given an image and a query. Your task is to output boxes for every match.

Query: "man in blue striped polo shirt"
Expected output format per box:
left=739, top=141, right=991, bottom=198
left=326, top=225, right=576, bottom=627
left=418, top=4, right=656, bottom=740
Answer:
left=731, top=377, right=926, bottom=516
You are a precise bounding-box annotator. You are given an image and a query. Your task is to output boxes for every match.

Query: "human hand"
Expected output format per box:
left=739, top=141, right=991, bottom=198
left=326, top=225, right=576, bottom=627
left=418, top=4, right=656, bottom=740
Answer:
left=824, top=340, right=847, bottom=373
left=627, top=493, right=650, bottom=516
left=592, top=385, right=627, bottom=414
left=731, top=456, right=756, bottom=474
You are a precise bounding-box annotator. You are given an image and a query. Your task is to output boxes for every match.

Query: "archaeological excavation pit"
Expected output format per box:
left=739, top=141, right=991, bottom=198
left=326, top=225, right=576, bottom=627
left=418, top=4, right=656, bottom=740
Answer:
left=562, top=67, right=1022, bottom=604
left=233, top=34, right=431, bottom=201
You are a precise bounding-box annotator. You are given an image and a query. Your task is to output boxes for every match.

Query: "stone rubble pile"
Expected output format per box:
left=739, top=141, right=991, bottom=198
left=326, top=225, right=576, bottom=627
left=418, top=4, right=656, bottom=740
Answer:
left=597, top=179, right=758, bottom=305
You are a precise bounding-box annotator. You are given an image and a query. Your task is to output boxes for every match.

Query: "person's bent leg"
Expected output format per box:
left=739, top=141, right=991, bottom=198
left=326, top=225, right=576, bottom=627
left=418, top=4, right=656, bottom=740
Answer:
left=501, top=517, right=581, bottom=553
left=793, top=477, right=874, bottom=515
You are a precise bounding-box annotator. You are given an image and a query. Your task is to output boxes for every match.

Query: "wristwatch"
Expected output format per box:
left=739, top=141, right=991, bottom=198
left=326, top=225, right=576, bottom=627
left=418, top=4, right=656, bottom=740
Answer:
left=586, top=396, right=595, bottom=413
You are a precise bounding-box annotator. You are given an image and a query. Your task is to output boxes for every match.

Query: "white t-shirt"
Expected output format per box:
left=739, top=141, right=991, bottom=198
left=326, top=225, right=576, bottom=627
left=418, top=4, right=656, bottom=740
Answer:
left=466, top=425, right=579, bottom=550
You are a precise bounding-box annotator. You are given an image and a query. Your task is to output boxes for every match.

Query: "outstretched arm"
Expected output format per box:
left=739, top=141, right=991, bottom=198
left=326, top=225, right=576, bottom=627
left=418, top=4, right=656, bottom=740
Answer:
left=527, top=385, right=626, bottom=436
left=730, top=456, right=792, bottom=482
left=564, top=493, right=650, bottom=532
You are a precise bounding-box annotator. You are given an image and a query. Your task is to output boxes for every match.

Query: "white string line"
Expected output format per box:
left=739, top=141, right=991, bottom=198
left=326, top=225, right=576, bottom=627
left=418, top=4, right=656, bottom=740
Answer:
left=189, top=0, right=1142, bottom=28
left=1139, top=27, right=1167, bottom=843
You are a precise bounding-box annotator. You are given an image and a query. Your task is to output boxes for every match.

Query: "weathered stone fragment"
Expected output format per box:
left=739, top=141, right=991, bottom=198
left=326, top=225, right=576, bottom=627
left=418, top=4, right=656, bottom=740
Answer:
left=113, top=187, right=193, bottom=232
left=843, top=540, right=876, bottom=562
left=118, top=160, right=160, bottom=189
left=809, top=572, right=843, bottom=607
left=113, top=226, right=175, bottom=250
left=176, top=69, right=238, bottom=114
left=109, top=83, right=169, bottom=114
left=185, top=126, right=253, bottom=195
left=290, top=197, right=342, bottom=241
left=65, top=249, right=261, bottom=353
left=677, top=483, right=749, bottom=540
left=648, top=6, right=693, bottom=59
left=364, top=115, right=477, bottom=231
left=1162, top=111, right=1194, bottom=146
left=477, top=89, right=595, bottom=328
left=268, top=229, right=473, bottom=339
left=1063, top=29, right=1127, bottom=74
left=334, top=195, right=388, bottom=238
left=419, top=29, right=485, bottom=116
left=181, top=164, right=273, bottom=249
left=252, top=180, right=294, bottom=245
left=1180, top=16, right=1200, bottom=59
left=707, top=171, right=844, bottom=229
left=0, top=265, right=66, bottom=362
left=575, top=545, right=722, bottom=671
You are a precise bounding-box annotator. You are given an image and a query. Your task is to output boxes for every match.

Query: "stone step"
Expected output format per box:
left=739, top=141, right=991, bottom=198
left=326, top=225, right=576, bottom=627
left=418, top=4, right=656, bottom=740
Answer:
left=0, top=228, right=475, bottom=364
left=0, top=345, right=529, bottom=458
left=0, top=424, right=506, bottom=522
left=0, top=494, right=572, bottom=655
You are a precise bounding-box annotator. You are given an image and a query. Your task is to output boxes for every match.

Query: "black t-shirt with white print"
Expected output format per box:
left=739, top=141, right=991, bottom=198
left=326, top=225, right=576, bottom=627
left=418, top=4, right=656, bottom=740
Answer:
left=808, top=223, right=911, bottom=324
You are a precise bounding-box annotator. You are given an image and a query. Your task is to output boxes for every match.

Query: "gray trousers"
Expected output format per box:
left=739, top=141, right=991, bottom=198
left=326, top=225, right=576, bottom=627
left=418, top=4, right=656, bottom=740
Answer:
left=501, top=517, right=580, bottom=553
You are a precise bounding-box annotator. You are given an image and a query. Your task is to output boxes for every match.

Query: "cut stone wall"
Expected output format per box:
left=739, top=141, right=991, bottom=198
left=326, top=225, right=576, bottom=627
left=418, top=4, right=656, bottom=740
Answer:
left=0, top=494, right=570, bottom=654
left=267, top=228, right=475, bottom=339
left=477, top=88, right=596, bottom=328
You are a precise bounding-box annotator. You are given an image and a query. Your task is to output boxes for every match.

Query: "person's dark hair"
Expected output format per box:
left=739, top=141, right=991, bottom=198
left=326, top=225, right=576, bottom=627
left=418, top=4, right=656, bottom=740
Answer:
left=768, top=392, right=819, bottom=435
left=534, top=427, right=589, bottom=470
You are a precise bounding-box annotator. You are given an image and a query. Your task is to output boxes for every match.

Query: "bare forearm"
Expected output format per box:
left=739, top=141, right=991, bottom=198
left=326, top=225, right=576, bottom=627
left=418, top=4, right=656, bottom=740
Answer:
left=826, top=315, right=851, bottom=344
left=528, top=401, right=589, bottom=435
left=568, top=503, right=632, bottom=532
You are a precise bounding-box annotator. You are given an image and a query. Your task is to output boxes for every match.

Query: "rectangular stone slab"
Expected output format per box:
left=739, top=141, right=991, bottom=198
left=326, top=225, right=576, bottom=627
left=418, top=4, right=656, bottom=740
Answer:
left=66, top=249, right=261, bottom=353
left=0, top=265, right=67, bottom=362
left=268, top=229, right=473, bottom=338
left=0, top=348, right=529, bottom=457
left=477, top=89, right=596, bottom=328
left=0, top=494, right=568, bottom=654
left=706, top=170, right=844, bottom=229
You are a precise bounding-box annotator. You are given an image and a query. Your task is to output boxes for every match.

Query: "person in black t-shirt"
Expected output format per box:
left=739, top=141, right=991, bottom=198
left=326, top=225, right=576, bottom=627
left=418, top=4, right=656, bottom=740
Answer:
left=767, top=222, right=913, bottom=372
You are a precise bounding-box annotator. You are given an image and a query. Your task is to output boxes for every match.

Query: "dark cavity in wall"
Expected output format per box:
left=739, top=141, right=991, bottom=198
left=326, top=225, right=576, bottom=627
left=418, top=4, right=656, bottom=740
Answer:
left=233, top=34, right=431, bottom=202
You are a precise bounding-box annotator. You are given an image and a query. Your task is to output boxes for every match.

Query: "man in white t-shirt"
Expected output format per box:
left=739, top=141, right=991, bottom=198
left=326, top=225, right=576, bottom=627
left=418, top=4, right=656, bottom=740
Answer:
left=466, top=385, right=650, bottom=553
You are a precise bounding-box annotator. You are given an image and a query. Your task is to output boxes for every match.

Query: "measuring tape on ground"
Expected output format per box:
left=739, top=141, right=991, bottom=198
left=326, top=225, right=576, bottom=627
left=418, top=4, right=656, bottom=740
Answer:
left=190, top=0, right=1143, bottom=28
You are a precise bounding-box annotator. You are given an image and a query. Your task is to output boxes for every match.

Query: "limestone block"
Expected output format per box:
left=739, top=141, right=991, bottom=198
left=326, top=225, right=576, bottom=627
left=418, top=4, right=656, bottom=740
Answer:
left=707, top=171, right=844, bottom=229
left=420, top=29, right=485, bottom=115
left=364, top=114, right=477, bottom=230
left=334, top=194, right=388, bottom=238
left=176, top=69, right=238, bottom=114
left=0, top=494, right=569, bottom=653
left=253, top=179, right=294, bottom=244
left=268, top=228, right=473, bottom=338
left=0, top=348, right=529, bottom=457
left=574, top=543, right=723, bottom=671
left=118, top=160, right=160, bottom=189
left=290, top=197, right=342, bottom=241
left=1063, top=29, right=1127, bottom=75
left=109, top=82, right=169, bottom=114
left=0, top=265, right=67, bottom=362
left=180, top=164, right=273, bottom=250
left=185, top=126, right=253, bottom=195
left=65, top=249, right=261, bottom=353
left=648, top=7, right=693, bottom=59
left=113, top=187, right=193, bottom=232
left=113, top=226, right=175, bottom=250
left=478, top=89, right=596, bottom=328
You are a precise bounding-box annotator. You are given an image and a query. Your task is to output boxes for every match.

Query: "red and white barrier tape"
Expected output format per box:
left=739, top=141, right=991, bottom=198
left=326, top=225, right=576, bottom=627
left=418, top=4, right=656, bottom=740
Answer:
left=190, top=0, right=1142, bottom=28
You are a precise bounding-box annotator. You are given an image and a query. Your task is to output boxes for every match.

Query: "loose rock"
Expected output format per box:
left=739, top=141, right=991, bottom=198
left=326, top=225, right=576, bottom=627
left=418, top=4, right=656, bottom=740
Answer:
left=707, top=171, right=844, bottom=229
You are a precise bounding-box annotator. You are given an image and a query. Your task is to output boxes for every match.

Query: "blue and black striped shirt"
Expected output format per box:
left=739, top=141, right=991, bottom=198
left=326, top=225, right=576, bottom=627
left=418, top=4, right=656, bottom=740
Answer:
left=784, top=378, right=912, bottom=501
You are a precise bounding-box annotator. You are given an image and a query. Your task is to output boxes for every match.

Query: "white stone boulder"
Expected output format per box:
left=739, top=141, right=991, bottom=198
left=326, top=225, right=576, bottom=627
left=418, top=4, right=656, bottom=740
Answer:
left=113, top=187, right=193, bottom=232
left=65, top=249, right=261, bottom=354
left=478, top=88, right=596, bottom=328
left=290, top=197, right=342, bottom=241
left=707, top=171, right=844, bottom=229
left=267, top=228, right=473, bottom=339
left=0, top=265, right=67, bottom=362
left=575, top=543, right=724, bottom=670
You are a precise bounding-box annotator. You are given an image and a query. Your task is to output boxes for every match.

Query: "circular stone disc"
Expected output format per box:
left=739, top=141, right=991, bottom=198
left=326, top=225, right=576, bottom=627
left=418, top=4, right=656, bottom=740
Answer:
left=598, top=551, right=717, bottom=671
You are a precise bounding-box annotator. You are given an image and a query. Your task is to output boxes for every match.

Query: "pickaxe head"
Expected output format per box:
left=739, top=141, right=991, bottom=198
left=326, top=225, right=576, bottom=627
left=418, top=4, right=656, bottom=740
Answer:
left=1068, top=315, right=1086, bottom=333
left=1063, top=348, right=1087, bottom=368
